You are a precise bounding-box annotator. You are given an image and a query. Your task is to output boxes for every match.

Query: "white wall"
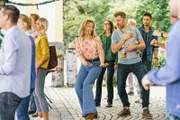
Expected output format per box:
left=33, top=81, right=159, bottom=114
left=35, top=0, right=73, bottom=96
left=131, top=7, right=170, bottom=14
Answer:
left=8, top=0, right=63, bottom=42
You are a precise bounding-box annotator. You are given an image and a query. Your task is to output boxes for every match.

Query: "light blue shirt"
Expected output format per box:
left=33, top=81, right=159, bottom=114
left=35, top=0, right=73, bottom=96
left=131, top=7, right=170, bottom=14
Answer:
left=0, top=26, right=32, bottom=98
left=147, top=20, right=180, bottom=118
left=111, top=27, right=142, bottom=64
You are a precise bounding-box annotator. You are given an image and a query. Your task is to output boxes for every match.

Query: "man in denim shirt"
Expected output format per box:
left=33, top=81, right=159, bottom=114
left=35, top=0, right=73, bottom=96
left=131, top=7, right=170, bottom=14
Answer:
left=138, top=12, right=158, bottom=72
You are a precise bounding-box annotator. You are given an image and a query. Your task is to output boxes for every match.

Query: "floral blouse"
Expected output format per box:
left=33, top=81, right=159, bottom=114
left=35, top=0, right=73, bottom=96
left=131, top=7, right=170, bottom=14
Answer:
left=75, top=36, right=104, bottom=60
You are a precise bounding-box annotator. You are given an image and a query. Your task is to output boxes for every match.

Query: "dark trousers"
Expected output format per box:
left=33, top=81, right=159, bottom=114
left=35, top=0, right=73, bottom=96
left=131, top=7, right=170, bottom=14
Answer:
left=16, top=88, right=34, bottom=120
left=117, top=61, right=150, bottom=108
left=95, top=60, right=115, bottom=105
left=0, top=92, right=22, bottom=120
left=142, top=59, right=152, bottom=72
left=29, top=91, right=37, bottom=112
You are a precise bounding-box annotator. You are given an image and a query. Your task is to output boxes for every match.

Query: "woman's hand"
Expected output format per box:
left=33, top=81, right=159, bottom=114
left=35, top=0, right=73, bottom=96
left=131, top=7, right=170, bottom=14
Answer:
left=100, top=63, right=109, bottom=67
left=114, top=64, right=118, bottom=70
left=83, top=61, right=92, bottom=66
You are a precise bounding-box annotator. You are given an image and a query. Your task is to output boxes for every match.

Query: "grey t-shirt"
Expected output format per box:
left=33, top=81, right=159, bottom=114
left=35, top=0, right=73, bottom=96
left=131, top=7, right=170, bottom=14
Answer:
left=111, top=26, right=143, bottom=64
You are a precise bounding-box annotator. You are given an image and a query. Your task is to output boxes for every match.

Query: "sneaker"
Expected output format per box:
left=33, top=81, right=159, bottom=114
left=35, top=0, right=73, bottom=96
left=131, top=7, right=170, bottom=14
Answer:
left=41, top=118, right=45, bottom=120
left=35, top=117, right=42, bottom=120
left=135, top=99, right=142, bottom=103
left=127, top=91, right=134, bottom=95
left=28, top=110, right=36, bottom=114
left=118, top=108, right=131, bottom=117
left=142, top=108, right=152, bottom=119
left=32, top=112, right=38, bottom=117
left=95, top=103, right=100, bottom=107
left=106, top=103, right=112, bottom=108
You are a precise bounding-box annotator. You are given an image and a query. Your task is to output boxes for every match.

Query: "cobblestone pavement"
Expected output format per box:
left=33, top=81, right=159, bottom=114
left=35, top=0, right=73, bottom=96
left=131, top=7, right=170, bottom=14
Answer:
left=29, top=86, right=166, bottom=120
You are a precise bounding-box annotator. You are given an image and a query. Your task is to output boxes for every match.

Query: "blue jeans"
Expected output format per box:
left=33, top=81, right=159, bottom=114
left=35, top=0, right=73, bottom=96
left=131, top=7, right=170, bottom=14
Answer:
left=95, top=60, right=115, bottom=105
left=0, top=92, right=22, bottom=120
left=75, top=60, right=102, bottom=116
left=117, top=61, right=150, bottom=108
left=29, top=91, right=36, bottom=111
left=17, top=88, right=34, bottom=120
left=34, top=68, right=49, bottom=112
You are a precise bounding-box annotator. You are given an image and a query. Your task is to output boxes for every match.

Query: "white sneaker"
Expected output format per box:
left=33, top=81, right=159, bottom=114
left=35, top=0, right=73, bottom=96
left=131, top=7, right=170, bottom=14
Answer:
left=35, top=117, right=42, bottom=120
left=41, top=118, right=45, bottom=120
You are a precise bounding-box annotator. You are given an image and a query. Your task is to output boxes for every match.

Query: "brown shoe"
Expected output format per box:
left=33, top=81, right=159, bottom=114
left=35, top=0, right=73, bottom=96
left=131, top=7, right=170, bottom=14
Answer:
left=142, top=108, right=152, bottom=119
left=118, top=108, right=131, bottom=117
left=85, top=112, right=97, bottom=119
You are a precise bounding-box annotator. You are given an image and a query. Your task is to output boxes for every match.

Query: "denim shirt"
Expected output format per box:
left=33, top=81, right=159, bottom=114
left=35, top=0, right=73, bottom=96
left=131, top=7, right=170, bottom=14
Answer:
left=138, top=25, right=158, bottom=61
left=147, top=20, right=180, bottom=118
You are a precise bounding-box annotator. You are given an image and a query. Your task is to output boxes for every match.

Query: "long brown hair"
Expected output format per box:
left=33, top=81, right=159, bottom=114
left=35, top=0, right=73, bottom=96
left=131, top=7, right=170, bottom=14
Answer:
left=102, top=20, right=114, bottom=34
left=78, top=19, right=96, bottom=39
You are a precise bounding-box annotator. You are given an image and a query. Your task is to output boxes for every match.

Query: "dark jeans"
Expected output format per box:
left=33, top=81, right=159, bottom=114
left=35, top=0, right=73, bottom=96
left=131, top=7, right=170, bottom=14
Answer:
left=0, top=92, right=22, bottom=120
left=142, top=59, right=152, bottom=72
left=29, top=91, right=36, bottom=111
left=95, top=60, right=115, bottom=105
left=17, top=88, right=34, bottom=120
left=117, top=61, right=150, bottom=108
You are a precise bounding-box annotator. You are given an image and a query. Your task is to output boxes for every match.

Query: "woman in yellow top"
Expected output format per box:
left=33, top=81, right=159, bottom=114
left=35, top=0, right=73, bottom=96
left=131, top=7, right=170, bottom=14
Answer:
left=34, top=18, right=50, bottom=120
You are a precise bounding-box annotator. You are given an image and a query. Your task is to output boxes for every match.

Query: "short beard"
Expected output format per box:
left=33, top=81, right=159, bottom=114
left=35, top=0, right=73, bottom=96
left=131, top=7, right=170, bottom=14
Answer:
left=118, top=24, right=125, bottom=29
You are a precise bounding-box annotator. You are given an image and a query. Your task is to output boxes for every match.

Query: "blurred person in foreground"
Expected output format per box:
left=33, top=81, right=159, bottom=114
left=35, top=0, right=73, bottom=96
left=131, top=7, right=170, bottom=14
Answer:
left=0, top=5, right=31, bottom=120
left=142, top=0, right=180, bottom=119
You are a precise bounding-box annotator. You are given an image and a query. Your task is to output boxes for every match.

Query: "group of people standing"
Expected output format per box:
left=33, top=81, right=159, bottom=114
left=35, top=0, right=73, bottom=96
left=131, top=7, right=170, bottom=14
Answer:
left=75, top=0, right=180, bottom=119
left=0, top=5, right=50, bottom=120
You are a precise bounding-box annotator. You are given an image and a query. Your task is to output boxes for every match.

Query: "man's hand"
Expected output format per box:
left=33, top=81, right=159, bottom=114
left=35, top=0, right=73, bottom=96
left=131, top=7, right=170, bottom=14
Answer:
left=114, top=64, right=118, bottom=70
left=122, top=31, right=134, bottom=41
left=153, top=30, right=161, bottom=37
left=125, top=44, right=136, bottom=52
left=151, top=39, right=159, bottom=46
left=154, top=58, right=158, bottom=67
left=142, top=75, right=152, bottom=90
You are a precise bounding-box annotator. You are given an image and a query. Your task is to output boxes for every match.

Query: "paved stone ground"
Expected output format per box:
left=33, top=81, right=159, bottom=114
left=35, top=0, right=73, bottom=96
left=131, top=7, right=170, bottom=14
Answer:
left=29, top=86, right=166, bottom=120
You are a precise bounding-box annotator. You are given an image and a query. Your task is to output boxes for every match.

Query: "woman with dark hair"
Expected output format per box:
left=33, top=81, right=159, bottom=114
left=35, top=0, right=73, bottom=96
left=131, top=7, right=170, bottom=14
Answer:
left=95, top=20, right=118, bottom=108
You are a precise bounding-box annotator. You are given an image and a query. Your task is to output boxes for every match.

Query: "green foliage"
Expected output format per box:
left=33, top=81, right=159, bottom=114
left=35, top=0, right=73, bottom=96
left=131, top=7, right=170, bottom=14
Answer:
left=63, top=0, right=171, bottom=50
left=134, top=0, right=170, bottom=31
left=152, top=55, right=166, bottom=69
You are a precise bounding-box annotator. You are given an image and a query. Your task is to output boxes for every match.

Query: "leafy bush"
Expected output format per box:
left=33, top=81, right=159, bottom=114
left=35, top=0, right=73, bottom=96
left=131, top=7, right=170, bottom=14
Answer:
left=152, top=55, right=166, bottom=69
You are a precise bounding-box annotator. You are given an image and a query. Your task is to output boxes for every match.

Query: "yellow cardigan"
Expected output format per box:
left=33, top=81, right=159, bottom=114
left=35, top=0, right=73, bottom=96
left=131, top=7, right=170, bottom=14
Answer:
left=35, top=34, right=50, bottom=69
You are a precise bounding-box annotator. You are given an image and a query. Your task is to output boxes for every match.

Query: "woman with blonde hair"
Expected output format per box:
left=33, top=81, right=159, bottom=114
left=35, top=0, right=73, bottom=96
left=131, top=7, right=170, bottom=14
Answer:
left=34, top=18, right=50, bottom=120
left=16, top=14, right=36, bottom=120
left=75, top=19, right=108, bottom=119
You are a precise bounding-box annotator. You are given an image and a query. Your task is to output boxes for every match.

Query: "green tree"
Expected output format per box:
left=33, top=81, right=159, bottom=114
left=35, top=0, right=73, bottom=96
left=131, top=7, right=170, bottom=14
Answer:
left=63, top=0, right=170, bottom=50
left=134, top=0, right=170, bottom=31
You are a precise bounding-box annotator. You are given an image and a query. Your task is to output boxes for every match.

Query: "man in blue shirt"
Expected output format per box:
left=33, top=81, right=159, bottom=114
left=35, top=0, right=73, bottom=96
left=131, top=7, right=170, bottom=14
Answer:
left=0, top=5, right=31, bottom=120
left=138, top=12, right=158, bottom=72
left=111, top=11, right=152, bottom=119
left=142, top=0, right=180, bottom=119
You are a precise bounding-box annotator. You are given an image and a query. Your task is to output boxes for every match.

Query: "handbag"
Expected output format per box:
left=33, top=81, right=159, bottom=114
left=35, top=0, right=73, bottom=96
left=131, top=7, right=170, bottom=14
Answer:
left=48, top=46, right=58, bottom=69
